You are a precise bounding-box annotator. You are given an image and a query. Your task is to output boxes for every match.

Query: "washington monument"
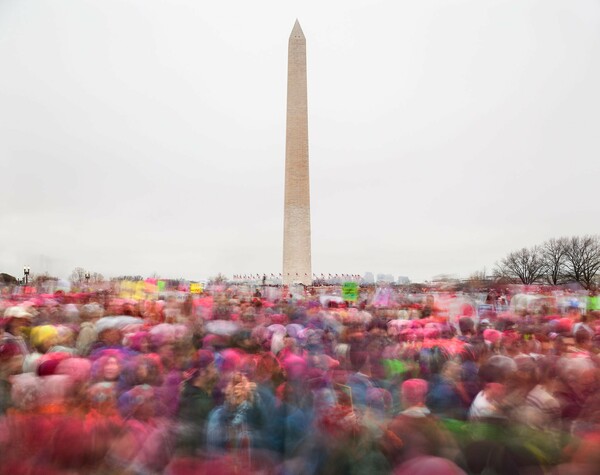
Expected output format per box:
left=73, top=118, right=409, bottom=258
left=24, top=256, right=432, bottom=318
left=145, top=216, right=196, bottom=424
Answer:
left=283, top=20, right=312, bottom=286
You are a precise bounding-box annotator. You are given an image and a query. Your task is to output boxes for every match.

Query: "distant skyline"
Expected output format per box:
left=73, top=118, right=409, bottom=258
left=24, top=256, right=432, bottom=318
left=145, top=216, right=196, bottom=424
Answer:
left=1, top=1, right=599, bottom=283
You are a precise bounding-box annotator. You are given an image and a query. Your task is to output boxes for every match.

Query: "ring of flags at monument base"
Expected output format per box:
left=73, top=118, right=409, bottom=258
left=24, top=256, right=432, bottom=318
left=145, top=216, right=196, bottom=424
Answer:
left=230, top=273, right=363, bottom=284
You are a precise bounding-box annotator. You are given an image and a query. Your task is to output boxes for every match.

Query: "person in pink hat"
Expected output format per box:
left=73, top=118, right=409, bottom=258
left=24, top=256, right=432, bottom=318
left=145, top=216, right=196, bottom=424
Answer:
left=1, top=306, right=32, bottom=357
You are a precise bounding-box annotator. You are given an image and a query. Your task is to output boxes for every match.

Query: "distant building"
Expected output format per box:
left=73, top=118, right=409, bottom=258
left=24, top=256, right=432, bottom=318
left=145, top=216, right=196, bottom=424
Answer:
left=363, top=272, right=375, bottom=284
left=397, top=276, right=410, bottom=285
left=377, top=274, right=394, bottom=283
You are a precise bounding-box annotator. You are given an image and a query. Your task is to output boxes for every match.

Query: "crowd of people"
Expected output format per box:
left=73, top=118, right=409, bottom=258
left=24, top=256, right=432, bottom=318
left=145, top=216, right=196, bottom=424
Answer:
left=1, top=283, right=599, bottom=474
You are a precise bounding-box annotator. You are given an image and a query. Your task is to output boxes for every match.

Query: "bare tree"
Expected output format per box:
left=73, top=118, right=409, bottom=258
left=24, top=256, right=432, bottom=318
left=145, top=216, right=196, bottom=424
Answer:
left=541, top=237, right=568, bottom=285
left=32, top=272, right=59, bottom=286
left=563, top=235, right=600, bottom=289
left=208, top=273, right=228, bottom=285
left=70, top=267, right=87, bottom=285
left=90, top=272, right=104, bottom=283
left=112, top=275, right=143, bottom=282
left=70, top=267, right=104, bottom=286
left=465, top=269, right=490, bottom=291
left=495, top=246, right=546, bottom=285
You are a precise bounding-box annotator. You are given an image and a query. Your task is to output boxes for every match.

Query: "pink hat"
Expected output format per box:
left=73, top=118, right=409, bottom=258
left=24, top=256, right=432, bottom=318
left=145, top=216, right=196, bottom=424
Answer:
left=202, top=334, right=228, bottom=349
left=271, top=313, right=287, bottom=324
left=401, top=378, right=428, bottom=406
left=56, top=357, right=92, bottom=384
left=126, top=331, right=150, bottom=352
left=423, top=327, right=440, bottom=339
left=220, top=348, right=244, bottom=372
left=37, top=352, right=71, bottom=377
left=556, top=318, right=573, bottom=334
left=0, top=341, right=21, bottom=360
left=483, top=329, right=502, bottom=344
left=282, top=353, right=307, bottom=380
left=393, top=456, right=466, bottom=475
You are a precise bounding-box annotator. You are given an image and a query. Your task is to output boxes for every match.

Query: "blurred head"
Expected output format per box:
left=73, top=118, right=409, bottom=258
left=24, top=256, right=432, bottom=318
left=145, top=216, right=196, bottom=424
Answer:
left=349, top=348, right=368, bottom=372
left=190, top=349, right=217, bottom=390
left=6, top=316, right=31, bottom=337
left=0, top=341, right=23, bottom=377
left=121, top=354, right=161, bottom=386
left=366, top=387, right=392, bottom=414
left=401, top=379, right=428, bottom=408
left=483, top=329, right=502, bottom=346
left=575, top=328, right=592, bottom=348
left=127, top=331, right=151, bottom=353
left=282, top=353, right=307, bottom=381
left=479, top=355, right=517, bottom=384
left=99, top=328, right=122, bottom=346
left=225, top=372, right=255, bottom=407
left=459, top=317, right=475, bottom=335
left=441, top=361, right=461, bottom=382
left=81, top=303, right=103, bottom=320
left=513, top=356, right=539, bottom=389
left=103, top=356, right=121, bottom=381
left=30, top=325, right=59, bottom=353
left=119, top=384, right=156, bottom=420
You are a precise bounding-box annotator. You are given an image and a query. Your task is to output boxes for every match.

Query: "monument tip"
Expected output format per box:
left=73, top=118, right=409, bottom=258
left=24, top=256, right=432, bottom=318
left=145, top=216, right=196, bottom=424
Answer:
left=290, top=19, right=305, bottom=40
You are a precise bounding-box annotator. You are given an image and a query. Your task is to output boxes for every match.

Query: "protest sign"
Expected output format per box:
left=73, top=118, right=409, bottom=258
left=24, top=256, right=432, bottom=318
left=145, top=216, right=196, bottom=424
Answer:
left=342, top=282, right=359, bottom=302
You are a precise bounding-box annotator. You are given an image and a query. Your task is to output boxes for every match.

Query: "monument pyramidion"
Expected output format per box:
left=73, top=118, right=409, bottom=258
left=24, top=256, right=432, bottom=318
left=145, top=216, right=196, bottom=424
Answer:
left=283, top=20, right=312, bottom=287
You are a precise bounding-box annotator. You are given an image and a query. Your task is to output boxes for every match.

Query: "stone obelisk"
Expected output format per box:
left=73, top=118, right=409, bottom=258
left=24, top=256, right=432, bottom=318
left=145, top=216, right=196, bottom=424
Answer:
left=283, top=20, right=312, bottom=286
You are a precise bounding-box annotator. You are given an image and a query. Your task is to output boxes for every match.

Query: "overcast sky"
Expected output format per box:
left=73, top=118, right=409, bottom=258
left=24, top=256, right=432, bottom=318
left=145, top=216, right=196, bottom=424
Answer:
left=1, top=0, right=599, bottom=282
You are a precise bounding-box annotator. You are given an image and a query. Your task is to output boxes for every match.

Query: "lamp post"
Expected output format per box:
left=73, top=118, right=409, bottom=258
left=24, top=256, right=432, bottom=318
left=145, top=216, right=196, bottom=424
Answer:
left=85, top=272, right=90, bottom=284
left=23, top=266, right=30, bottom=286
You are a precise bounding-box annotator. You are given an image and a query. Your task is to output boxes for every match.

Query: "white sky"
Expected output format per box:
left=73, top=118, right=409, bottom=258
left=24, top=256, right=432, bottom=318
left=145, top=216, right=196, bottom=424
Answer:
left=1, top=0, right=599, bottom=282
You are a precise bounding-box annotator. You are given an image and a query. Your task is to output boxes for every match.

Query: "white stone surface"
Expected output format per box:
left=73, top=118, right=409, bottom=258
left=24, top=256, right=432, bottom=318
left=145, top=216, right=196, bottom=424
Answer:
left=283, top=20, right=312, bottom=286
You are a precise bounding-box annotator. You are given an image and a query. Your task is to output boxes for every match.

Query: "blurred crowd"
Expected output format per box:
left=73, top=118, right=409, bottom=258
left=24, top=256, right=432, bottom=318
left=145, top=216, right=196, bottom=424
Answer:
left=1, top=285, right=600, bottom=474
